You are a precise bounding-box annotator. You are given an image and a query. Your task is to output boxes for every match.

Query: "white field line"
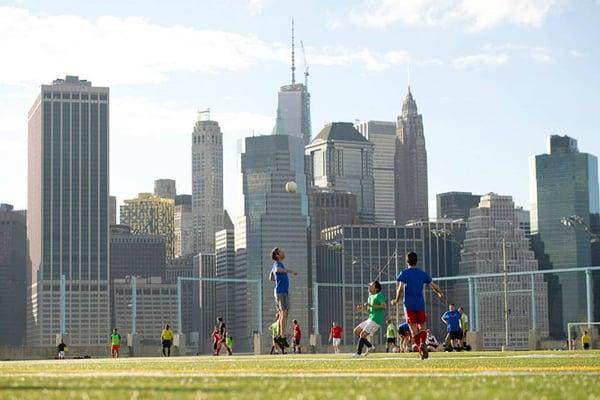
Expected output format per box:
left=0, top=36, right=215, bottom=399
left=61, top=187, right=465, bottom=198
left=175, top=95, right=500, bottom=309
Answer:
left=1, top=371, right=600, bottom=378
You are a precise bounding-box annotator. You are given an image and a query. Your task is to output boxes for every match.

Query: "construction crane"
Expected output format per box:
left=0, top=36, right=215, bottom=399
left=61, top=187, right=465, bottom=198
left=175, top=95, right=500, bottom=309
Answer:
left=300, top=40, right=309, bottom=88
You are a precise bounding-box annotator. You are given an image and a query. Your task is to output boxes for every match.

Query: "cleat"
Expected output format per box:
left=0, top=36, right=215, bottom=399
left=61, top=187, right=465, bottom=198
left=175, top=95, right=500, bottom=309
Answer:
left=364, top=345, right=375, bottom=356
left=420, top=343, right=429, bottom=360
left=352, top=353, right=363, bottom=358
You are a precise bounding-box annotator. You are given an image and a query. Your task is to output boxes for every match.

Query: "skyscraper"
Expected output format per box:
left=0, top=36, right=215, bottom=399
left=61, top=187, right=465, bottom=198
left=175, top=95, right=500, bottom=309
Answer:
left=120, top=193, right=175, bottom=261
left=530, top=135, right=599, bottom=336
left=272, top=20, right=312, bottom=145
left=460, top=193, right=549, bottom=349
left=240, top=134, right=311, bottom=341
left=0, top=204, right=27, bottom=345
left=109, top=195, right=117, bottom=225
left=395, top=87, right=429, bottom=224
left=436, top=191, right=481, bottom=221
left=154, top=179, right=176, bottom=200
left=27, top=75, right=110, bottom=345
left=306, top=122, right=375, bottom=224
left=192, top=113, right=224, bottom=254
left=174, top=194, right=193, bottom=258
left=355, top=121, right=396, bottom=224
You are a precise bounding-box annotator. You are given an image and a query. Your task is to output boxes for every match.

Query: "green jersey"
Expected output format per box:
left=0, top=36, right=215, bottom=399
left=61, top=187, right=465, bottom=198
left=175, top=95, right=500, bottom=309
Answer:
left=368, top=292, right=386, bottom=326
left=270, top=322, right=279, bottom=338
left=386, top=323, right=396, bottom=338
left=226, top=336, right=233, bottom=347
left=110, top=333, right=121, bottom=346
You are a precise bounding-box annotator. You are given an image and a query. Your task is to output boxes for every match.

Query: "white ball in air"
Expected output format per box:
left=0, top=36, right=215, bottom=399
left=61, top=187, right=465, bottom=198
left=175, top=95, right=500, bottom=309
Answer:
left=285, top=181, right=298, bottom=193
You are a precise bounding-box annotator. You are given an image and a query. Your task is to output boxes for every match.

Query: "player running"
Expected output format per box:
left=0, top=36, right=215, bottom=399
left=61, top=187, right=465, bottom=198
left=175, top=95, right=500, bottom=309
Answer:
left=329, top=322, right=343, bottom=354
left=110, top=328, right=121, bottom=358
left=442, top=304, right=463, bottom=351
left=292, top=319, right=302, bottom=354
left=385, top=319, right=398, bottom=353
left=391, top=252, right=444, bottom=360
left=215, top=317, right=233, bottom=356
left=269, top=247, right=298, bottom=349
left=353, top=281, right=387, bottom=357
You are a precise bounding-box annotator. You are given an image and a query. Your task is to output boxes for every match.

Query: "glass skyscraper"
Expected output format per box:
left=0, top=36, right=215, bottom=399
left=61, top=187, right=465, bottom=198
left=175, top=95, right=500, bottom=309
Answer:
left=27, top=76, right=110, bottom=345
left=530, top=135, right=599, bottom=336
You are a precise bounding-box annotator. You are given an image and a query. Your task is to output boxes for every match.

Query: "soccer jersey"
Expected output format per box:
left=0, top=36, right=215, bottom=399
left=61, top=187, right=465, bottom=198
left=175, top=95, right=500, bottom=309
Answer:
left=397, top=267, right=432, bottom=311
left=368, top=292, right=386, bottom=326
left=460, top=313, right=469, bottom=331
left=270, top=322, right=279, bottom=338
left=219, top=321, right=227, bottom=336
left=271, top=261, right=289, bottom=294
left=330, top=326, right=342, bottom=339
left=293, top=324, right=302, bottom=340
left=442, top=310, right=462, bottom=332
left=582, top=334, right=591, bottom=344
left=386, top=323, right=397, bottom=338
left=162, top=329, right=174, bottom=341
left=110, top=333, right=121, bottom=346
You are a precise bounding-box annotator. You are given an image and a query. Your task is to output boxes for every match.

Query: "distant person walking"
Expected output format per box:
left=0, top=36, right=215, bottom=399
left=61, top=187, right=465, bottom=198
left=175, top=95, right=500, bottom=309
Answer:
left=161, top=324, right=174, bottom=357
left=329, top=322, right=343, bottom=354
left=110, top=328, right=121, bottom=358
left=292, top=319, right=302, bottom=354
left=269, top=247, right=298, bottom=349
left=215, top=317, right=233, bottom=356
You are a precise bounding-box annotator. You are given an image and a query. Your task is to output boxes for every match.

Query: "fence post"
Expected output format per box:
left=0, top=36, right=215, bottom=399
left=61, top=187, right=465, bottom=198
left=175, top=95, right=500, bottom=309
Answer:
left=530, top=273, right=536, bottom=331
left=468, top=277, right=476, bottom=331
left=177, top=277, right=182, bottom=335
left=586, top=269, right=593, bottom=328
left=313, top=283, right=319, bottom=335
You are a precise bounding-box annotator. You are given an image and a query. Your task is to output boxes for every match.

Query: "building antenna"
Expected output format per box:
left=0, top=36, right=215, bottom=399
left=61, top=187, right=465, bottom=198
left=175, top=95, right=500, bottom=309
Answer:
left=291, top=18, right=296, bottom=85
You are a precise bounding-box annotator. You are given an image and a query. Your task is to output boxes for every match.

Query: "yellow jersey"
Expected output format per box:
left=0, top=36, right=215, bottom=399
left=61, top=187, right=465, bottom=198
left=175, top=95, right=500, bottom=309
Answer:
left=161, top=329, right=174, bottom=341
left=582, top=334, right=591, bottom=344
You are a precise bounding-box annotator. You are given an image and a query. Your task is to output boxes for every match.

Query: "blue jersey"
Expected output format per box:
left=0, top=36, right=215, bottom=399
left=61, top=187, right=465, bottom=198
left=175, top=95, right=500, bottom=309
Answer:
left=271, top=261, right=289, bottom=294
left=442, top=310, right=462, bottom=332
left=398, top=322, right=409, bottom=333
left=397, top=267, right=432, bottom=311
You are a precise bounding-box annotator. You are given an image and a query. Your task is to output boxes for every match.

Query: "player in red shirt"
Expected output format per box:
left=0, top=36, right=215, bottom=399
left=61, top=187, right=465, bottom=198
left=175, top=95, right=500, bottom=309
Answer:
left=292, top=319, right=302, bottom=354
left=329, top=322, right=343, bottom=354
left=211, top=326, right=221, bottom=356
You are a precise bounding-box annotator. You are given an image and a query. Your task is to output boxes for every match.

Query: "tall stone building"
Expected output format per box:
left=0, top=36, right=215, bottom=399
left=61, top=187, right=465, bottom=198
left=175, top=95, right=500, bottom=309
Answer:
left=27, top=75, right=110, bottom=345
left=306, top=122, right=375, bottom=224
left=355, top=121, right=396, bottom=224
left=0, top=204, right=27, bottom=345
left=120, top=193, right=175, bottom=261
left=154, top=179, right=176, bottom=200
left=192, top=114, right=224, bottom=254
left=240, top=134, right=311, bottom=346
left=174, top=194, right=193, bottom=258
left=215, top=211, right=236, bottom=327
left=310, top=190, right=358, bottom=242
left=460, top=193, right=549, bottom=349
left=395, top=87, right=429, bottom=224
left=530, top=135, right=599, bottom=336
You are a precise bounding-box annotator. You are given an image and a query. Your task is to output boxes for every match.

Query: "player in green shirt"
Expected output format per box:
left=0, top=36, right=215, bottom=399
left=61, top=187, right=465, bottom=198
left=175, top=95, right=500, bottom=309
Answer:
left=353, top=281, right=387, bottom=357
left=385, top=319, right=398, bottom=353
left=110, top=328, right=121, bottom=358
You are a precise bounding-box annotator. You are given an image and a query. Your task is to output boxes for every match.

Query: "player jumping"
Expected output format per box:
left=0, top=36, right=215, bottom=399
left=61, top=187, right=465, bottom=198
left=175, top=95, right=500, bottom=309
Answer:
left=391, top=252, right=444, bottom=360
left=353, top=281, right=386, bottom=357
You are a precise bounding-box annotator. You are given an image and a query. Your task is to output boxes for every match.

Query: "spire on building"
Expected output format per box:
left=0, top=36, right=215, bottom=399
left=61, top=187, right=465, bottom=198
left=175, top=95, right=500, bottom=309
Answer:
left=402, top=87, right=418, bottom=117
left=291, top=18, right=296, bottom=85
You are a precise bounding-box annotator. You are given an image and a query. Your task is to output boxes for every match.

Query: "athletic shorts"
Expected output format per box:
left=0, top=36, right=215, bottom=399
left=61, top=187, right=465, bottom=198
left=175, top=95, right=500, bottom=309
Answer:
left=162, top=339, right=173, bottom=348
left=332, top=338, right=341, bottom=346
left=111, top=345, right=120, bottom=351
left=405, top=309, right=427, bottom=325
left=449, top=330, right=463, bottom=340
left=387, top=337, right=397, bottom=344
left=584, top=343, right=590, bottom=350
left=275, top=292, right=290, bottom=311
left=356, top=319, right=381, bottom=335
left=293, top=337, right=301, bottom=346
left=398, top=327, right=410, bottom=336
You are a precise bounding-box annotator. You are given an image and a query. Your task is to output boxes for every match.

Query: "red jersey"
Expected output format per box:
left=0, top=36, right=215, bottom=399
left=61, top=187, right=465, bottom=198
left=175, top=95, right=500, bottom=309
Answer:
left=293, top=324, right=302, bottom=339
left=212, top=331, right=221, bottom=342
left=330, top=326, right=342, bottom=339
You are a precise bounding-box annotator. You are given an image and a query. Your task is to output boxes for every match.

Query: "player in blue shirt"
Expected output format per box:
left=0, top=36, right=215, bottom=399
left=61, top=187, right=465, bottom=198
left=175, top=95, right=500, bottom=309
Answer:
left=391, top=252, right=444, bottom=360
left=397, top=321, right=411, bottom=352
left=441, top=304, right=463, bottom=351
left=269, top=247, right=298, bottom=349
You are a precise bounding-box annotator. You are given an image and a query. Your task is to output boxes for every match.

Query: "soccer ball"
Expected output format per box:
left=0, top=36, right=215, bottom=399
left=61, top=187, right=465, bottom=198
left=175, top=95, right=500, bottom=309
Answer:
left=285, top=181, right=298, bottom=193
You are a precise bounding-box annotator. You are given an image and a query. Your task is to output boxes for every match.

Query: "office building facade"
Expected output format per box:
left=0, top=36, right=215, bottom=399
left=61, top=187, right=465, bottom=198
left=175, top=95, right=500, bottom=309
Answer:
left=437, top=191, right=481, bottom=221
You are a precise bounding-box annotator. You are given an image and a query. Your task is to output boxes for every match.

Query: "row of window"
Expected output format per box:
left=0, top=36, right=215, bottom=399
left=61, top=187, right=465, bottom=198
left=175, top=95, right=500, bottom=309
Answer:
left=43, top=92, right=108, bottom=101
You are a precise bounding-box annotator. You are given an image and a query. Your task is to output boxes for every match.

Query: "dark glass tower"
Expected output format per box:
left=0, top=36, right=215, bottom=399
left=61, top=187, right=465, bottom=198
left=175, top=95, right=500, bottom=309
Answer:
left=27, top=76, right=110, bottom=345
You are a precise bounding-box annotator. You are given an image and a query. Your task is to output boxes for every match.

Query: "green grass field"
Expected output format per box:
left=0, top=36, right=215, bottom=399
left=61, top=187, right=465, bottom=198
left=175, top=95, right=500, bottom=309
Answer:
left=1, top=351, right=599, bottom=399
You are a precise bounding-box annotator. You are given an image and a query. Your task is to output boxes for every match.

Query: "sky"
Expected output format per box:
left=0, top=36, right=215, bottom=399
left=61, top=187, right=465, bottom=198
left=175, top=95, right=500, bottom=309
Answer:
left=1, top=0, right=599, bottom=221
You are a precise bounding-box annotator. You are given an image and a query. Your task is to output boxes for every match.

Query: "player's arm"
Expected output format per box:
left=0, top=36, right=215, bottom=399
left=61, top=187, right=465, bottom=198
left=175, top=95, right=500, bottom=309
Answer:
left=274, top=266, right=298, bottom=276
left=391, top=282, right=404, bottom=306
left=441, top=312, right=448, bottom=324
left=369, top=298, right=387, bottom=309
left=429, top=281, right=444, bottom=298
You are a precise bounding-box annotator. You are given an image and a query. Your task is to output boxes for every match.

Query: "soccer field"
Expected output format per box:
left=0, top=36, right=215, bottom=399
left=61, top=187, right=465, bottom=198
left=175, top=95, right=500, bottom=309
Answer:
left=1, top=351, right=599, bottom=399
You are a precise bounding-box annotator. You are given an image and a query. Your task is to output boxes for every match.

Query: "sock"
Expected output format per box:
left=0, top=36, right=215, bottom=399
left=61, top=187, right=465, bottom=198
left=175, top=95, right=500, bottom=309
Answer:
left=356, top=337, right=366, bottom=354
left=364, top=338, right=372, bottom=348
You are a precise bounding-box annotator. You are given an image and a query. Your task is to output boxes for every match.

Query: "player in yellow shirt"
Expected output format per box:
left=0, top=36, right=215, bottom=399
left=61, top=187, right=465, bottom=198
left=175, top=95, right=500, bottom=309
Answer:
left=582, top=330, right=591, bottom=350
left=161, top=324, right=174, bottom=357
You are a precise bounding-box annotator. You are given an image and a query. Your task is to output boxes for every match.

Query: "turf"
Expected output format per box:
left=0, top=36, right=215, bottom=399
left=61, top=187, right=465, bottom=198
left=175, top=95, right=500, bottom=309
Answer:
left=0, top=351, right=599, bottom=399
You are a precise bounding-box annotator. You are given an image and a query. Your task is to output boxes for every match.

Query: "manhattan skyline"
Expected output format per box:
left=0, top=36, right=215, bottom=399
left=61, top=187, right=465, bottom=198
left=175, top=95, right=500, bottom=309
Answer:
left=1, top=1, right=599, bottom=220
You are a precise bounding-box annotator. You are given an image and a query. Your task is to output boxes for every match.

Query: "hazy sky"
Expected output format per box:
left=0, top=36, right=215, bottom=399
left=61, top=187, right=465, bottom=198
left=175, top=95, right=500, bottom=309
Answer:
left=1, top=0, right=599, bottom=221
